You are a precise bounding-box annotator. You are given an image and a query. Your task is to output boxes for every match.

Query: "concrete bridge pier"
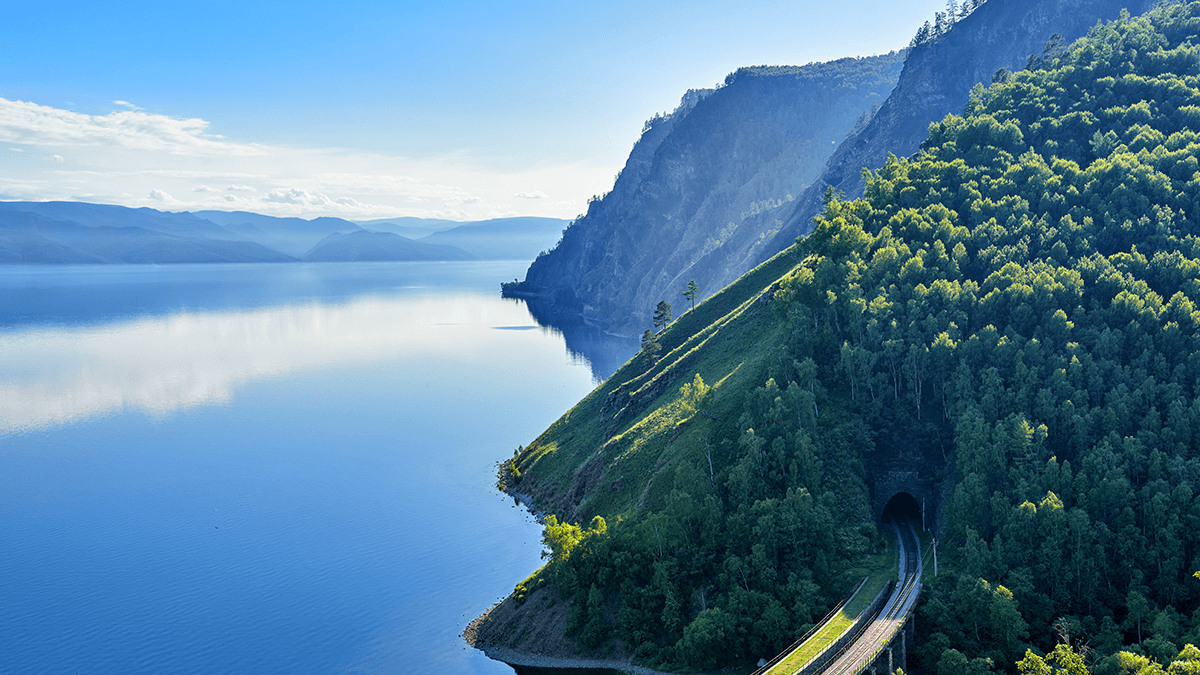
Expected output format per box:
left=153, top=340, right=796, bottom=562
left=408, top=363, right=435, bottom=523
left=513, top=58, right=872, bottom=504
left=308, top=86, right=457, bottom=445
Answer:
left=871, top=646, right=892, bottom=675
left=897, top=619, right=910, bottom=673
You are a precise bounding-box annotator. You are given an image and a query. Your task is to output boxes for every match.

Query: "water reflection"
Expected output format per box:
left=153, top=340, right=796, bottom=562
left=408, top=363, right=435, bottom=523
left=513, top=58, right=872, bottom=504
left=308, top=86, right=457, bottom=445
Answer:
left=0, top=293, right=539, bottom=433
left=515, top=296, right=639, bottom=382
left=0, top=262, right=635, bottom=675
left=0, top=260, right=527, bottom=329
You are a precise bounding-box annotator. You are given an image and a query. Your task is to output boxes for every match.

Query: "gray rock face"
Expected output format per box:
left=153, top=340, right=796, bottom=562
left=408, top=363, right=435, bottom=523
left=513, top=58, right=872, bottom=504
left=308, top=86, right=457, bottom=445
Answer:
left=515, top=55, right=906, bottom=335
left=763, top=0, right=1157, bottom=255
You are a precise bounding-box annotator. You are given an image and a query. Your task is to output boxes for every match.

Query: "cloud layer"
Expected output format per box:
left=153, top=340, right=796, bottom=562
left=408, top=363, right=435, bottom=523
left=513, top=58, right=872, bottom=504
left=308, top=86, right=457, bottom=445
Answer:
left=0, top=97, right=612, bottom=221
left=0, top=98, right=263, bottom=156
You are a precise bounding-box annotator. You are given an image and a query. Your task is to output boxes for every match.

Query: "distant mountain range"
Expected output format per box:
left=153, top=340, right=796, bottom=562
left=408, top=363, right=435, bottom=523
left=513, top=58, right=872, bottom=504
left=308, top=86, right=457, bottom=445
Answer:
left=304, top=230, right=475, bottom=262
left=0, top=202, right=567, bottom=264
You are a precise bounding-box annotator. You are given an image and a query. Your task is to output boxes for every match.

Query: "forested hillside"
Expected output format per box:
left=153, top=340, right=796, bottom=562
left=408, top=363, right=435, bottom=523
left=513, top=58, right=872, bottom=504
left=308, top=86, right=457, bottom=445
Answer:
left=509, top=0, right=1155, bottom=340
left=473, top=4, right=1200, bottom=674
left=763, top=0, right=1155, bottom=260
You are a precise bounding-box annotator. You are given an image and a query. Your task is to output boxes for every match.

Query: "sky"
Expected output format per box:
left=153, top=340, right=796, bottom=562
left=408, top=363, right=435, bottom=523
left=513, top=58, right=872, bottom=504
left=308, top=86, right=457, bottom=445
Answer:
left=0, top=0, right=950, bottom=222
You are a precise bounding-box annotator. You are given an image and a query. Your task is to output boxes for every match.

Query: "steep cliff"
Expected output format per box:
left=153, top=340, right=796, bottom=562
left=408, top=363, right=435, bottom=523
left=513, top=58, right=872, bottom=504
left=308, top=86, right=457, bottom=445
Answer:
left=762, top=0, right=1158, bottom=254
left=510, top=55, right=905, bottom=336
left=513, top=0, right=1159, bottom=336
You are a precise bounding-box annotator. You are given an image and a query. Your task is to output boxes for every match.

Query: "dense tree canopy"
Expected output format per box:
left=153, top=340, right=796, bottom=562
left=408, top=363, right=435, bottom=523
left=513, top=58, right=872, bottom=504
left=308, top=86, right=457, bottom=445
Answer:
left=529, top=3, right=1200, bottom=672
left=776, top=4, right=1200, bottom=672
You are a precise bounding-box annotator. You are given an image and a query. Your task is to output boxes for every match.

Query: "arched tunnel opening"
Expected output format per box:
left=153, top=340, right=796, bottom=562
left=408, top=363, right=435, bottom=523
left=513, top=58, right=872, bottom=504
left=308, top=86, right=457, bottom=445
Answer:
left=881, top=491, right=922, bottom=526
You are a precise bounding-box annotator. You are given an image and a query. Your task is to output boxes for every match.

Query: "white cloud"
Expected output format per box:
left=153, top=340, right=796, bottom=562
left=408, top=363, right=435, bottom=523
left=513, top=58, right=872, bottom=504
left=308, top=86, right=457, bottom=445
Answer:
left=0, top=97, right=264, bottom=156
left=0, top=97, right=615, bottom=221
left=259, top=189, right=371, bottom=213
left=113, top=100, right=143, bottom=111
left=132, top=170, right=265, bottom=180
left=334, top=196, right=369, bottom=210
left=50, top=154, right=64, bottom=162
left=264, top=187, right=327, bottom=206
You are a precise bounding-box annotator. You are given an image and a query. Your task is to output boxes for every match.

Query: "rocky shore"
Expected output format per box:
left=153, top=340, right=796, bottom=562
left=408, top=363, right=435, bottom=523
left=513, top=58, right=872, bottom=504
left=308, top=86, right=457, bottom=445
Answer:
left=464, top=586, right=677, bottom=675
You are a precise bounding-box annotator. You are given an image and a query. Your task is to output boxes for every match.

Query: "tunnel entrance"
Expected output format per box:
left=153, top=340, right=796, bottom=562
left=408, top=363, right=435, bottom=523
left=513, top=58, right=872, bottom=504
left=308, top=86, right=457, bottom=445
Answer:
left=881, top=491, right=921, bottom=525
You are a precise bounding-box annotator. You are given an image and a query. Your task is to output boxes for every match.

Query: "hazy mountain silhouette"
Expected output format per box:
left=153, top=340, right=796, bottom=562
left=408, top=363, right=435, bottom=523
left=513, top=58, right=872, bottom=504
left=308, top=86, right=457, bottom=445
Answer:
left=0, top=210, right=293, bottom=264
left=420, top=217, right=566, bottom=261
left=0, top=202, right=567, bottom=264
left=302, top=230, right=474, bottom=262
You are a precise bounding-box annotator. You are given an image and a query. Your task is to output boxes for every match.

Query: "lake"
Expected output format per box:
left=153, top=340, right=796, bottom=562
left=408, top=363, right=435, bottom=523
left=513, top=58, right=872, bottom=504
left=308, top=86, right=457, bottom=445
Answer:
left=0, top=261, right=637, bottom=674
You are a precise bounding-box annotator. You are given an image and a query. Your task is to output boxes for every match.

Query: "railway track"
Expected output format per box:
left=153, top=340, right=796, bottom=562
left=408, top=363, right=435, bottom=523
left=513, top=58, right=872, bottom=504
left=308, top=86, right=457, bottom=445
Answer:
left=819, top=519, right=922, bottom=675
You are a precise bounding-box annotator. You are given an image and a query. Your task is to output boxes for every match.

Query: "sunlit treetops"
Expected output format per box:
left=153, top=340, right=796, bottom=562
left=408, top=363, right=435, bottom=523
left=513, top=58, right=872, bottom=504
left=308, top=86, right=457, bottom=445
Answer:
left=516, top=4, right=1200, bottom=673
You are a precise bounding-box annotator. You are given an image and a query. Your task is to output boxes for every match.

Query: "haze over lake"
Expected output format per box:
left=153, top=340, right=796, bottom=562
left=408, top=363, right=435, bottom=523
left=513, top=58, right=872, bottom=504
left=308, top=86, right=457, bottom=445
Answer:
left=0, top=261, right=634, bottom=674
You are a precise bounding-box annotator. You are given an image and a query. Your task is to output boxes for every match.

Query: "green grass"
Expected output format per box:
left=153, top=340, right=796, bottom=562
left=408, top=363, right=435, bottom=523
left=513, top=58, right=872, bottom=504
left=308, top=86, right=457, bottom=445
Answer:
left=762, top=534, right=900, bottom=675
left=843, top=534, right=900, bottom=617
left=513, top=243, right=805, bottom=521
left=506, top=241, right=924, bottom=674
left=764, top=610, right=855, bottom=675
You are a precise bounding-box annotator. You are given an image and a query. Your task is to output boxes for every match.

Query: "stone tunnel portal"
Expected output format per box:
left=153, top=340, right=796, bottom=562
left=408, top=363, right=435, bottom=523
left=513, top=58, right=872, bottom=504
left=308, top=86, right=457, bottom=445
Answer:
left=881, top=491, right=921, bottom=525
left=871, top=469, right=939, bottom=533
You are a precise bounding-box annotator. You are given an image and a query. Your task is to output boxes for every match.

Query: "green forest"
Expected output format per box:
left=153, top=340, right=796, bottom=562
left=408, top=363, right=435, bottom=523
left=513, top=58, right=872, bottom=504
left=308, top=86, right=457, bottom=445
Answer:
left=505, top=3, right=1200, bottom=673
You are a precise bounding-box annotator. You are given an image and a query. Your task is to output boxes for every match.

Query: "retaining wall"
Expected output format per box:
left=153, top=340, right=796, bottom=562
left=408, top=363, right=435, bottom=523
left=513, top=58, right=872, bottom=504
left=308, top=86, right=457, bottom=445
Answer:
left=793, top=581, right=893, bottom=675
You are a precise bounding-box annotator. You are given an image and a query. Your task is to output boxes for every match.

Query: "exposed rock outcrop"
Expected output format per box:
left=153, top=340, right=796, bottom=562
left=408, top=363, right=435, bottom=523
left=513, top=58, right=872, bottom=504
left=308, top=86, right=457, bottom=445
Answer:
left=511, top=55, right=906, bottom=336
left=512, top=0, right=1159, bottom=336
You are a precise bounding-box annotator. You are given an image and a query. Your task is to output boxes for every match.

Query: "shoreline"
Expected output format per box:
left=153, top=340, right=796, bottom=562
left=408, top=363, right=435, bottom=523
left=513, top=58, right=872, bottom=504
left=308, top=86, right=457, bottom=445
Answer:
left=465, top=474, right=680, bottom=675
left=473, top=449, right=684, bottom=675
left=464, top=602, right=681, bottom=675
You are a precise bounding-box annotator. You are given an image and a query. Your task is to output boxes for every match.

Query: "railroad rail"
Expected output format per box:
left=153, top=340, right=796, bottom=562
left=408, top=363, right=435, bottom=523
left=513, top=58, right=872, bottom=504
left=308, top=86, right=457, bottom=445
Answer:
left=819, top=519, right=922, bottom=675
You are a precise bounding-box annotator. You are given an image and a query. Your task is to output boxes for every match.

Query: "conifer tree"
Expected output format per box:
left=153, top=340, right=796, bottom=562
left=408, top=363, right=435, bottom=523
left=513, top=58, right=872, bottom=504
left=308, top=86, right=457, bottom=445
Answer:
left=653, top=301, right=673, bottom=332
left=682, top=280, right=699, bottom=313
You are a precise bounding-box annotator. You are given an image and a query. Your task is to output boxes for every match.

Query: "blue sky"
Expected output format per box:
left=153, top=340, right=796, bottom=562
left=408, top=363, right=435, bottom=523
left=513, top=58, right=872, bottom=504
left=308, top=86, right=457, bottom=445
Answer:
left=1, top=0, right=948, bottom=221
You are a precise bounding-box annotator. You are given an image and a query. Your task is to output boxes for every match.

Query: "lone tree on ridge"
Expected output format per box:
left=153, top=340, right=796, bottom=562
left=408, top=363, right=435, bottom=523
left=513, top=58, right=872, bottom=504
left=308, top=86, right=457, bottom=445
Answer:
left=682, top=280, right=699, bottom=313
left=653, top=300, right=673, bottom=332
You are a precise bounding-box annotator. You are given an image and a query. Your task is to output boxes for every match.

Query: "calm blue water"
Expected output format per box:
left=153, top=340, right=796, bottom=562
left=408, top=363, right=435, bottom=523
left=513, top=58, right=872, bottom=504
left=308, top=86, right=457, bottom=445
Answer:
left=0, top=262, right=621, bottom=674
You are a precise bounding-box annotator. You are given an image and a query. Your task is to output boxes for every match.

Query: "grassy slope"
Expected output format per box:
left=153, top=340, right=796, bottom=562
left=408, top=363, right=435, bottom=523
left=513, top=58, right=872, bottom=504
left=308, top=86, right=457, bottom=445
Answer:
left=512, top=242, right=804, bottom=522
left=491, top=202, right=906, bottom=675
left=499, top=240, right=907, bottom=671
